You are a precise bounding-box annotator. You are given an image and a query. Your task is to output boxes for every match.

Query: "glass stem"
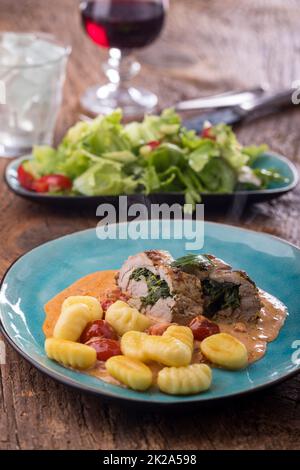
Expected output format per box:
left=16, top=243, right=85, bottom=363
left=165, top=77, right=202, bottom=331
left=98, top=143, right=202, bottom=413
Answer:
left=103, top=48, right=141, bottom=90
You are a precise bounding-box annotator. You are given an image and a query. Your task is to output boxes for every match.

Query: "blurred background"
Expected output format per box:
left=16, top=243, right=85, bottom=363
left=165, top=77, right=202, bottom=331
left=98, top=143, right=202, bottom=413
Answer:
left=1, top=0, right=299, bottom=148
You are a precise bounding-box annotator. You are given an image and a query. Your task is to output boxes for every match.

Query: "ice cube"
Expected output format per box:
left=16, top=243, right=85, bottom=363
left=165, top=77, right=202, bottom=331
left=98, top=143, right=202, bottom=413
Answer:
left=0, top=33, right=67, bottom=68
left=25, top=37, right=66, bottom=65
left=0, top=33, right=34, bottom=67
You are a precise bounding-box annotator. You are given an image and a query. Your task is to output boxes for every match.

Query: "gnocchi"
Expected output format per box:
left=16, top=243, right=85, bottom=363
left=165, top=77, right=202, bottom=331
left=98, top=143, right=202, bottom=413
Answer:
left=45, top=338, right=96, bottom=369
left=121, top=331, right=149, bottom=362
left=144, top=335, right=192, bottom=367
left=54, top=303, right=91, bottom=341
left=62, top=295, right=103, bottom=320
left=200, top=333, right=248, bottom=370
left=163, top=325, right=194, bottom=352
left=54, top=296, right=103, bottom=341
left=105, top=355, right=153, bottom=391
left=105, top=300, right=151, bottom=336
left=157, top=364, right=212, bottom=395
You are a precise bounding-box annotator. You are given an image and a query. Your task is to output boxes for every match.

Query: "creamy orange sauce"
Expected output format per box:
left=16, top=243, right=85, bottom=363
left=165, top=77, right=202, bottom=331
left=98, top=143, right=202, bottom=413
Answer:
left=43, top=270, right=118, bottom=338
left=218, top=289, right=287, bottom=363
left=43, top=270, right=287, bottom=386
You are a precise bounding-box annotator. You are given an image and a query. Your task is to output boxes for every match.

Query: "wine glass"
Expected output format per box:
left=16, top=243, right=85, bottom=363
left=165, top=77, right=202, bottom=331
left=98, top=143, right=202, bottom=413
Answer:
left=79, top=0, right=168, bottom=118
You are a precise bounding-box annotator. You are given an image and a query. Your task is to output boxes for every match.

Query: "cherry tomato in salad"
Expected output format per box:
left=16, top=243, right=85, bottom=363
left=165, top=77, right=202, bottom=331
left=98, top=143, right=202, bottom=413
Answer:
left=32, top=174, right=72, bottom=193
left=201, top=126, right=216, bottom=140
left=86, top=338, right=121, bottom=361
left=17, top=164, right=35, bottom=190
left=147, top=140, right=160, bottom=149
left=18, top=164, right=73, bottom=193
left=31, top=177, right=49, bottom=193
left=189, top=315, right=220, bottom=341
left=80, top=320, right=118, bottom=343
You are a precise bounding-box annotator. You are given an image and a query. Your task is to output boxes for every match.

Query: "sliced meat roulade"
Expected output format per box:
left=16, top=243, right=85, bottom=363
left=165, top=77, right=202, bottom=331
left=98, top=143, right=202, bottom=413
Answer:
left=117, top=250, right=203, bottom=324
left=173, top=253, right=262, bottom=322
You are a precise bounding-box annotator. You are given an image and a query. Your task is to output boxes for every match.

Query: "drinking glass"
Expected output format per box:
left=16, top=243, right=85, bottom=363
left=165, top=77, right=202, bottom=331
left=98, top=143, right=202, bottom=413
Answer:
left=79, top=0, right=169, bottom=117
left=0, top=32, right=71, bottom=157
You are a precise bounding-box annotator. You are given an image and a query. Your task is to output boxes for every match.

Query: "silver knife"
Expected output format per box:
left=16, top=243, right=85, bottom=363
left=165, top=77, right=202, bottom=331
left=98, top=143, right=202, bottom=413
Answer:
left=183, top=87, right=297, bottom=132
left=175, top=86, right=265, bottom=111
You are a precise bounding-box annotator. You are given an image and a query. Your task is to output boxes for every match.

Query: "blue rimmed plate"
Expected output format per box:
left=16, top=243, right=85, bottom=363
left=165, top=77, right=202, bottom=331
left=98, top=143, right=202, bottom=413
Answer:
left=0, top=221, right=300, bottom=405
left=4, top=152, right=298, bottom=209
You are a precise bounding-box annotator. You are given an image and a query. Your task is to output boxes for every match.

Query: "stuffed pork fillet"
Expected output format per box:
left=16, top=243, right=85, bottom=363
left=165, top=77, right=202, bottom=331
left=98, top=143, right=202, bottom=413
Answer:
left=116, top=250, right=203, bottom=324
left=173, top=253, right=262, bottom=322
left=117, top=250, right=262, bottom=324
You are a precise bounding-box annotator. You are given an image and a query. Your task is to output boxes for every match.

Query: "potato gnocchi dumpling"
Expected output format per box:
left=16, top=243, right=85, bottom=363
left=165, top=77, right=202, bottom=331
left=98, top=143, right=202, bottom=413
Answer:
left=144, top=335, right=192, bottom=367
left=200, top=333, right=248, bottom=370
left=54, top=303, right=92, bottom=341
left=45, top=338, right=97, bottom=369
left=157, top=364, right=212, bottom=395
left=105, top=300, right=151, bottom=336
left=62, top=295, right=103, bottom=320
left=163, top=325, right=194, bottom=352
left=121, top=331, right=149, bottom=362
left=105, top=355, right=153, bottom=391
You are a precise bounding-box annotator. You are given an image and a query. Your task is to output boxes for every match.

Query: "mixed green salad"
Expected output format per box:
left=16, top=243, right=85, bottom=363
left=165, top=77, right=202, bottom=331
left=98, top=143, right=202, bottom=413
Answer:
left=18, top=108, right=286, bottom=206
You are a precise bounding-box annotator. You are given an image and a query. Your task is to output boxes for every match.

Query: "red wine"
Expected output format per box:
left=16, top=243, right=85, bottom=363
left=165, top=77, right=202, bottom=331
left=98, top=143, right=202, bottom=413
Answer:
left=80, top=0, right=166, bottom=49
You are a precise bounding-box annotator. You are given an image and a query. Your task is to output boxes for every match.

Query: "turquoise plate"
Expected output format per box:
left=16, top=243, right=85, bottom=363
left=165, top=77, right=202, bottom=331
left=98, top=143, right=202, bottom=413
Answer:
left=4, top=152, right=299, bottom=209
left=1, top=221, right=300, bottom=405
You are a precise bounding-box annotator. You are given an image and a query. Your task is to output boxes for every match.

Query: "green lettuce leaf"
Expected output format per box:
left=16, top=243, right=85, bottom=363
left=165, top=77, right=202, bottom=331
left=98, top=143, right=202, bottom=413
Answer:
left=124, top=108, right=181, bottom=146
left=198, top=158, right=237, bottom=193
left=29, top=146, right=62, bottom=176
left=56, top=149, right=91, bottom=179
left=81, top=110, right=131, bottom=155
left=180, top=128, right=205, bottom=150
left=142, top=166, right=161, bottom=193
left=145, top=143, right=187, bottom=172
left=213, top=123, right=249, bottom=169
left=188, top=139, right=219, bottom=172
left=60, top=120, right=94, bottom=149
left=73, top=160, right=138, bottom=196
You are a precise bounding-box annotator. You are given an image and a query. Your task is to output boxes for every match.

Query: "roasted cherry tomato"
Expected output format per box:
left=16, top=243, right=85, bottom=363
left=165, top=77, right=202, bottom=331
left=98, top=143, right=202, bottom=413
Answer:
left=80, top=319, right=118, bottom=343
left=201, top=126, right=216, bottom=140
left=32, top=174, right=72, bottom=193
left=147, top=322, right=173, bottom=336
left=86, top=338, right=121, bottom=361
left=147, top=140, right=160, bottom=149
left=101, top=288, right=129, bottom=312
left=17, top=164, right=35, bottom=190
left=189, top=315, right=220, bottom=341
left=101, top=298, right=115, bottom=312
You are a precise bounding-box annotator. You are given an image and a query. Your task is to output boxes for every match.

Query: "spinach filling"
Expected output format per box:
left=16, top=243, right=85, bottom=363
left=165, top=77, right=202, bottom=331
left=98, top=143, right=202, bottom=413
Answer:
left=202, top=279, right=240, bottom=316
left=130, top=268, right=171, bottom=307
left=171, top=253, right=214, bottom=272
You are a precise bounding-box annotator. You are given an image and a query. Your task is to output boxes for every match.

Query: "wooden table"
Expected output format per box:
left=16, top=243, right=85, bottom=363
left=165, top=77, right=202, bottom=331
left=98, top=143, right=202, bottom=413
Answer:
left=0, top=0, right=300, bottom=450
